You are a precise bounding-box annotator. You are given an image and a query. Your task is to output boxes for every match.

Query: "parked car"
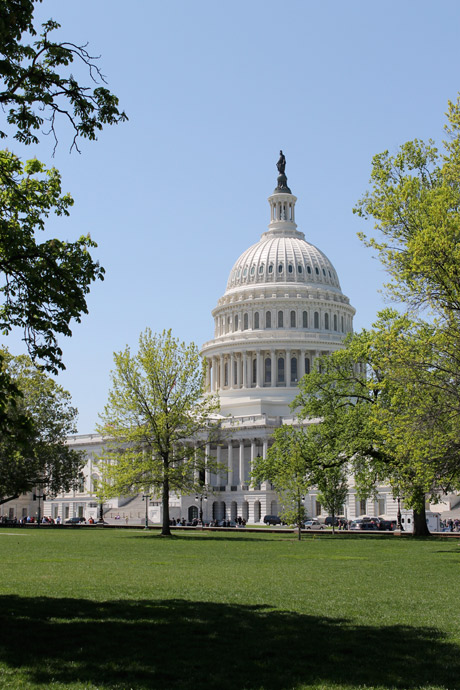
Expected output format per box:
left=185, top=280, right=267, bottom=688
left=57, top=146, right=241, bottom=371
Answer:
left=65, top=516, right=86, bottom=524
left=264, top=515, right=282, bottom=525
left=304, top=519, right=325, bottom=530
left=349, top=519, right=379, bottom=531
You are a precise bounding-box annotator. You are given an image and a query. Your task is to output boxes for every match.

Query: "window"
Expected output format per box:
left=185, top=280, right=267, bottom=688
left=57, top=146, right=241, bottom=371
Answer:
left=258, top=264, right=264, bottom=274
left=234, top=314, right=239, bottom=331
left=250, top=265, right=255, bottom=276
left=305, top=358, right=310, bottom=374
left=290, top=310, right=296, bottom=327
left=297, top=265, right=303, bottom=274
left=324, top=313, right=329, bottom=330
left=341, top=316, right=344, bottom=332
left=268, top=264, right=273, bottom=274
left=307, top=266, right=312, bottom=274
left=314, top=312, right=319, bottom=329
left=224, top=362, right=228, bottom=387
left=243, top=267, right=248, bottom=277
left=302, top=311, right=308, bottom=328
left=315, top=501, right=322, bottom=516
left=278, top=311, right=284, bottom=328
left=322, top=268, right=326, bottom=276
left=278, top=264, right=283, bottom=273
left=252, top=358, right=257, bottom=385
left=254, top=312, right=259, bottom=329
left=357, top=499, right=367, bottom=516
left=291, top=357, right=297, bottom=384
left=264, top=357, right=271, bottom=384
left=288, top=264, right=293, bottom=274
left=378, top=497, right=385, bottom=515
left=278, top=357, right=285, bottom=384
left=266, top=311, right=271, bottom=328
left=243, top=313, right=248, bottom=330
left=334, top=314, right=338, bottom=331
left=234, top=360, right=238, bottom=386
left=78, top=476, right=85, bottom=493
left=315, top=267, right=319, bottom=275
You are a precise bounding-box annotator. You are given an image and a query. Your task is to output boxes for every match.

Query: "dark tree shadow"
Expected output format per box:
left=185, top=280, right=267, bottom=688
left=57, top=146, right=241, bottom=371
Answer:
left=0, top=596, right=459, bottom=689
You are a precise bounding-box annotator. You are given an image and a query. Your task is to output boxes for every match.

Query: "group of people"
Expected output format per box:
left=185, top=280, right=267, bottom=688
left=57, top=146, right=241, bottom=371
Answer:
left=441, top=518, right=460, bottom=532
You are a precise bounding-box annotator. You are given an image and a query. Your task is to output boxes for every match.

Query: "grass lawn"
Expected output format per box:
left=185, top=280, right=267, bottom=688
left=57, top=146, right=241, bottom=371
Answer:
left=0, top=529, right=459, bottom=689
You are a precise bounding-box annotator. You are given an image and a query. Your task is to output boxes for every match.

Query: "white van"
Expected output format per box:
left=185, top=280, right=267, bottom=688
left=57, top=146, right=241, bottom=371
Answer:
left=400, top=510, right=440, bottom=533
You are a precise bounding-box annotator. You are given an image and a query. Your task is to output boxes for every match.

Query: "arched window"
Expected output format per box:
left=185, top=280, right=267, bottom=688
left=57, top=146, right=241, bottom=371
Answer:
left=188, top=505, right=198, bottom=521
left=264, top=357, right=271, bottom=384
left=302, top=311, right=308, bottom=328
left=314, top=312, right=319, bottom=329
left=243, top=313, right=248, bottom=330
left=278, top=311, right=284, bottom=328
left=233, top=360, right=238, bottom=386
left=252, top=358, right=257, bottom=385
left=341, top=316, right=344, bottom=332
left=325, top=313, right=329, bottom=330
left=278, top=263, right=283, bottom=274
left=254, top=312, right=259, bottom=329
left=278, top=357, right=285, bottom=384
left=268, top=264, right=273, bottom=274
left=290, top=310, right=296, bottom=327
left=234, top=314, right=239, bottom=331
left=224, top=362, right=228, bottom=387
left=315, top=267, right=319, bottom=275
left=334, top=314, right=338, bottom=331
left=297, top=265, right=303, bottom=274
left=291, top=357, right=297, bottom=384
left=305, top=358, right=310, bottom=374
left=307, top=266, right=312, bottom=274
left=266, top=311, right=271, bottom=328
left=288, top=264, right=293, bottom=274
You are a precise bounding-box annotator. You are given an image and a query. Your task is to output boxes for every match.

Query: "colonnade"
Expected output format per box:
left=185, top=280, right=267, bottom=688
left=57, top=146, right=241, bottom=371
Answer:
left=205, top=348, right=327, bottom=392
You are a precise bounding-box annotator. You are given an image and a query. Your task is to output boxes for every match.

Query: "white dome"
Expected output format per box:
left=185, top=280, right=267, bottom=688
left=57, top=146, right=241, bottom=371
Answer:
left=226, top=229, right=341, bottom=294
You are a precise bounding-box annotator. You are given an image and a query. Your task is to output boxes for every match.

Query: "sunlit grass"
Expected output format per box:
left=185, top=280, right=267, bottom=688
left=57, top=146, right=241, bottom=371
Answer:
left=0, top=528, right=459, bottom=688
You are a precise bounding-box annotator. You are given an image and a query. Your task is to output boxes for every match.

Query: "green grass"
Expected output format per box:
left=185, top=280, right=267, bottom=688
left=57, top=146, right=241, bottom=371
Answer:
left=0, top=528, right=459, bottom=689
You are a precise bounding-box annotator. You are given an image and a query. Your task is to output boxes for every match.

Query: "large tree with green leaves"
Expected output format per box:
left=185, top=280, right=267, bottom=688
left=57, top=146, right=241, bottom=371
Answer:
left=0, top=349, right=83, bottom=504
left=97, top=329, right=222, bottom=536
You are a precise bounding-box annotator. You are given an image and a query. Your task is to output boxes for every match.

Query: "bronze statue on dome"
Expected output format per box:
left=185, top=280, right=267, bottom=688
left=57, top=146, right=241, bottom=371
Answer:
left=276, top=150, right=286, bottom=175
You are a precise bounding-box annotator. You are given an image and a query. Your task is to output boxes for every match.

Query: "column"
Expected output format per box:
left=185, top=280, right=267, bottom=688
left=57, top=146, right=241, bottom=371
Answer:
left=239, top=440, right=245, bottom=486
left=205, top=444, right=211, bottom=485
left=227, top=442, right=233, bottom=488
left=249, top=440, right=256, bottom=491
left=286, top=349, right=291, bottom=386
left=271, top=349, right=276, bottom=387
left=256, top=350, right=261, bottom=388
left=299, top=349, right=305, bottom=378
left=216, top=445, right=222, bottom=487
left=220, top=355, right=225, bottom=389
left=262, top=440, right=269, bottom=490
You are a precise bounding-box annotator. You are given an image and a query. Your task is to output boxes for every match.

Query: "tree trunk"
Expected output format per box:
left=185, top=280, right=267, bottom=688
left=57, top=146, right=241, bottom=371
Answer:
left=413, top=504, right=430, bottom=537
left=332, top=509, right=336, bottom=535
left=297, top=522, right=302, bottom=541
left=161, top=477, right=171, bottom=536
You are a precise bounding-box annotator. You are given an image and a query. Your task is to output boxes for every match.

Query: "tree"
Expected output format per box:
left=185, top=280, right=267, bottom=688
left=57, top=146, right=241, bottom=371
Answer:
left=0, top=348, right=84, bottom=504
left=352, top=96, right=460, bottom=530
left=0, top=151, right=104, bottom=373
left=97, top=329, right=222, bottom=537
left=316, top=466, right=349, bottom=535
left=0, top=0, right=127, bottom=152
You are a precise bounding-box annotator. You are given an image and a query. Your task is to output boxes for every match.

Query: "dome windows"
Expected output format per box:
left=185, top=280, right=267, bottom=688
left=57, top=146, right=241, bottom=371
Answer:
left=302, top=311, right=308, bottom=328
left=288, top=264, right=293, bottom=274
left=243, top=267, right=248, bottom=277
left=315, top=267, right=319, bottom=275
left=266, top=311, right=272, bottom=328
left=250, top=266, right=255, bottom=276
left=254, top=312, right=260, bottom=329
left=297, top=265, right=303, bottom=274
left=314, top=312, right=319, bottom=329
left=258, top=264, right=264, bottom=274
left=268, top=264, right=274, bottom=274
left=278, top=264, right=283, bottom=274
left=278, top=311, right=284, bottom=328
left=307, top=266, right=312, bottom=274
left=290, top=310, right=296, bottom=328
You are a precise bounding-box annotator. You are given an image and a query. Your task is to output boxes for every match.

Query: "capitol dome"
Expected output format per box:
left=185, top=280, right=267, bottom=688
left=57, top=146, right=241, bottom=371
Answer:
left=201, top=155, right=355, bottom=417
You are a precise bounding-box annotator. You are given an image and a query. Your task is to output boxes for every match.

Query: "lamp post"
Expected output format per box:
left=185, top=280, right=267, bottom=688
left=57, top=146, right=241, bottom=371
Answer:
left=142, top=494, right=151, bottom=531
left=195, top=488, right=208, bottom=526
left=33, top=486, right=46, bottom=527
left=397, top=496, right=402, bottom=531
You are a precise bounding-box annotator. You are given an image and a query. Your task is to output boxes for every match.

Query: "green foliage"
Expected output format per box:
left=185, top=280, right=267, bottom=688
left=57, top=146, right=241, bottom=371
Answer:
left=0, top=150, right=104, bottom=373
left=0, top=348, right=83, bottom=503
left=0, top=0, right=127, bottom=151
left=97, top=329, right=221, bottom=535
left=316, top=466, right=349, bottom=529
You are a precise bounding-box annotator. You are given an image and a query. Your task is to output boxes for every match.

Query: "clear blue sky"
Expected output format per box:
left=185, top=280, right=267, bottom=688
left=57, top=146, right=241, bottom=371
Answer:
left=6, top=0, right=460, bottom=432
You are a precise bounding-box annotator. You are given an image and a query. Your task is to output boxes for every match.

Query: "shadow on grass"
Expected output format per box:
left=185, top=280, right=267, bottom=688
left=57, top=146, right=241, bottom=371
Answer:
left=1, top=595, right=459, bottom=689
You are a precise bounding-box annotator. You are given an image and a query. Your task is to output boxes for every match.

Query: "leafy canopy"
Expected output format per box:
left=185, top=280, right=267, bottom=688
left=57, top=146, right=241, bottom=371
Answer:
left=98, top=329, right=221, bottom=535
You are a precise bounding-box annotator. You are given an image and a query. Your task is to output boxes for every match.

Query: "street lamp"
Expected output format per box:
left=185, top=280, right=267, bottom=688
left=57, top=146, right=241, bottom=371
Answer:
left=195, top=488, right=208, bottom=526
left=142, top=493, right=151, bottom=531
left=33, top=486, right=46, bottom=527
